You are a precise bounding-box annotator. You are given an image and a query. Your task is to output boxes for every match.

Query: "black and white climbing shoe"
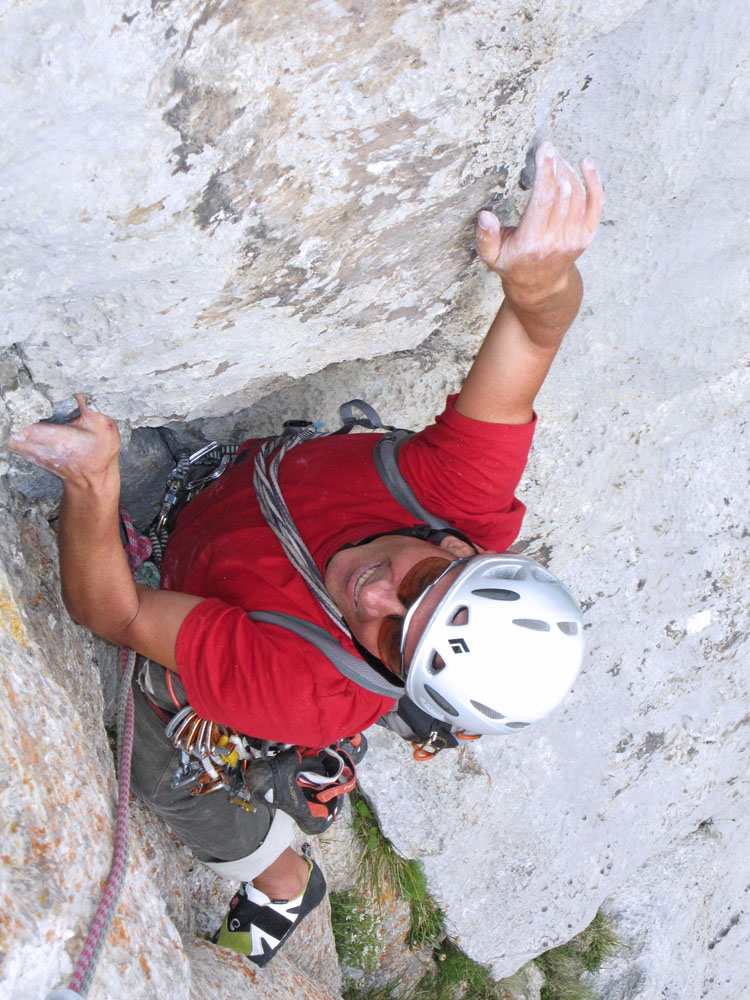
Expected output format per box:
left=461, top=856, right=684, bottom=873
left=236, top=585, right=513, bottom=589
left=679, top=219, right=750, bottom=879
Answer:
left=213, top=857, right=327, bottom=967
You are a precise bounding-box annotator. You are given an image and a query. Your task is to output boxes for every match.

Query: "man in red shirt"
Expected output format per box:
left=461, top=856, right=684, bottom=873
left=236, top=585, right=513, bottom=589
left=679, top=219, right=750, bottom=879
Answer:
left=10, top=141, right=602, bottom=965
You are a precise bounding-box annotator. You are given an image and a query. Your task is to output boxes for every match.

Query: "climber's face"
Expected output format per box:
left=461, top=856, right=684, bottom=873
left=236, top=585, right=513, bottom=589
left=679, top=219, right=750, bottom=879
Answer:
left=325, top=532, right=475, bottom=675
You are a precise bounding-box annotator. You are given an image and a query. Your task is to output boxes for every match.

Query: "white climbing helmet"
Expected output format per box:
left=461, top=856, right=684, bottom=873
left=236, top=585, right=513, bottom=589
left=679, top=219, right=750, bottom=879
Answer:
left=403, top=553, right=584, bottom=735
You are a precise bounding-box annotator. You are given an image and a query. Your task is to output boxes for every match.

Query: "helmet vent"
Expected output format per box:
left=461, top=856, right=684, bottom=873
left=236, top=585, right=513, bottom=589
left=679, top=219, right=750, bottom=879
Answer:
left=487, top=566, right=523, bottom=580
left=512, top=618, right=551, bottom=632
left=425, top=684, right=459, bottom=717
left=557, top=621, right=579, bottom=636
left=470, top=700, right=505, bottom=720
left=429, top=651, right=446, bottom=674
left=471, top=588, right=520, bottom=601
left=449, top=606, right=469, bottom=625
left=506, top=721, right=530, bottom=730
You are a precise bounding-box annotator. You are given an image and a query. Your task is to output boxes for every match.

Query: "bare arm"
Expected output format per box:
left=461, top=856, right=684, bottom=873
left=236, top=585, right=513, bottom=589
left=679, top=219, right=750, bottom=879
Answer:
left=456, top=141, right=603, bottom=424
left=9, top=396, right=201, bottom=671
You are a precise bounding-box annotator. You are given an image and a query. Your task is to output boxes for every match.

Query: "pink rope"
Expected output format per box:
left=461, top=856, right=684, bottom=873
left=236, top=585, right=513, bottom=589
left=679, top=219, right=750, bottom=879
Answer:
left=64, top=510, right=151, bottom=997
left=120, top=507, right=152, bottom=573
left=68, top=649, right=135, bottom=996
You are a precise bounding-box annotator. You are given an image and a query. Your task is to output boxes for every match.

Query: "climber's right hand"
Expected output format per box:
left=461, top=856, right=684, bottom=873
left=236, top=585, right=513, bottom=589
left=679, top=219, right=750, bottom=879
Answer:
left=8, top=394, right=121, bottom=490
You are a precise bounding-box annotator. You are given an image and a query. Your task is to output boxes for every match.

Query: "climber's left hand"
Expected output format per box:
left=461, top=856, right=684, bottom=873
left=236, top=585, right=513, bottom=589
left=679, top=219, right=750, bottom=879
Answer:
left=8, top=394, right=121, bottom=491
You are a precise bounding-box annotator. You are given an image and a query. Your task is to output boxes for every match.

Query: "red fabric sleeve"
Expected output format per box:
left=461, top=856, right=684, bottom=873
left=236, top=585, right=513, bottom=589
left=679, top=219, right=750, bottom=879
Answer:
left=398, top=394, right=536, bottom=551
left=175, top=597, right=395, bottom=747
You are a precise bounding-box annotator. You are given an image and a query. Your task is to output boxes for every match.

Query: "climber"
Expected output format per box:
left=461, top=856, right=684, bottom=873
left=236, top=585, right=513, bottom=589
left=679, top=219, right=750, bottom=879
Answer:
left=9, top=140, right=603, bottom=967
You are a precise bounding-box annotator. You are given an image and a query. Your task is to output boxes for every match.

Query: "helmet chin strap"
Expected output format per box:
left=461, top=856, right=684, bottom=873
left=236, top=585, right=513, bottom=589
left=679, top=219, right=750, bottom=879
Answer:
left=351, top=634, right=406, bottom=683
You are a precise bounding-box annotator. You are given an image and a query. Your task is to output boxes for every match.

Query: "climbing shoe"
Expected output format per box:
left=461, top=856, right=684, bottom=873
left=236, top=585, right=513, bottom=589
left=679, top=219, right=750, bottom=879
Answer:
left=213, top=856, right=327, bottom=967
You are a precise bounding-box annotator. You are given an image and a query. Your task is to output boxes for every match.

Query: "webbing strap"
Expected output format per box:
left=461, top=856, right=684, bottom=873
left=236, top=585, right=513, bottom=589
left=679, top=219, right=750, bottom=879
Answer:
left=338, top=398, right=397, bottom=432
left=372, top=431, right=451, bottom=530
left=248, top=611, right=404, bottom=699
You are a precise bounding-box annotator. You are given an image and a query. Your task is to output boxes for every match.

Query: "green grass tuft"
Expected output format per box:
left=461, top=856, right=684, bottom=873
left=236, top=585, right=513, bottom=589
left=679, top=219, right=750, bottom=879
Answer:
left=330, top=890, right=382, bottom=972
left=341, top=942, right=511, bottom=1000
left=409, top=940, right=511, bottom=1000
left=350, top=791, right=446, bottom=951
left=535, top=911, right=623, bottom=1000
left=575, top=911, right=622, bottom=974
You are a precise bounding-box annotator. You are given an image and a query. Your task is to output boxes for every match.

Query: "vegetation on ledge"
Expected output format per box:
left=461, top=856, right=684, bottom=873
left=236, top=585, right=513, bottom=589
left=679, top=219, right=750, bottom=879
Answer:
left=332, top=789, right=623, bottom=1000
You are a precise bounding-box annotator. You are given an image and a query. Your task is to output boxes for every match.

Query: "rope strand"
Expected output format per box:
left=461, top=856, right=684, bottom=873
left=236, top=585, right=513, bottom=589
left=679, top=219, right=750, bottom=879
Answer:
left=53, top=509, right=152, bottom=999
left=253, top=430, right=351, bottom=636
left=66, top=647, right=136, bottom=997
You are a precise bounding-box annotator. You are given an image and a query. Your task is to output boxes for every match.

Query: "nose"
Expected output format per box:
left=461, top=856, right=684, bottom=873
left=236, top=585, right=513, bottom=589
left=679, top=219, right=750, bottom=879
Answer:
left=359, top=575, right=406, bottom=617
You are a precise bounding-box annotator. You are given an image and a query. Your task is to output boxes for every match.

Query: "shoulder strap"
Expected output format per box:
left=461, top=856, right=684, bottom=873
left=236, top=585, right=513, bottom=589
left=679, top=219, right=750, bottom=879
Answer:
left=248, top=610, right=404, bottom=699
left=373, top=431, right=451, bottom=530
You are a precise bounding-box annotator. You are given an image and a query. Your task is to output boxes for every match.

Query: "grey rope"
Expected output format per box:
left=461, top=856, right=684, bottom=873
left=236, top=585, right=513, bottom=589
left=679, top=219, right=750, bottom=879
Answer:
left=253, top=428, right=351, bottom=635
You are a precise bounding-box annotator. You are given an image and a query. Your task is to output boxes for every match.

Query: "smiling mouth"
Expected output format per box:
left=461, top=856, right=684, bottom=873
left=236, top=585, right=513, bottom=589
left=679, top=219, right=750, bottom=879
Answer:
left=352, top=564, right=379, bottom=609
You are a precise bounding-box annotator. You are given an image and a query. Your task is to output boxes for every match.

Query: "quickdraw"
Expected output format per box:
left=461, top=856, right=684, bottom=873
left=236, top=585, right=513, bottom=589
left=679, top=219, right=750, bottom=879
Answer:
left=149, top=441, right=238, bottom=563
left=165, top=706, right=256, bottom=799
left=156, top=441, right=237, bottom=532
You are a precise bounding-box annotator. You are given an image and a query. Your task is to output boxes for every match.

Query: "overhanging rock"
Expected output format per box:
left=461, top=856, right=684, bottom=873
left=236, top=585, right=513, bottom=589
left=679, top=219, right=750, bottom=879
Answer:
left=2, top=0, right=646, bottom=426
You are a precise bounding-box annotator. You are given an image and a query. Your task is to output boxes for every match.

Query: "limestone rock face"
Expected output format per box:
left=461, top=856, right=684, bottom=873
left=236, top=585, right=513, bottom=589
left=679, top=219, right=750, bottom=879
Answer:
left=2, top=0, right=750, bottom=997
left=0, top=487, right=185, bottom=999
left=0, top=482, right=344, bottom=999
left=359, top=0, right=750, bottom=988
left=1, top=0, right=646, bottom=427
left=593, top=819, right=750, bottom=1000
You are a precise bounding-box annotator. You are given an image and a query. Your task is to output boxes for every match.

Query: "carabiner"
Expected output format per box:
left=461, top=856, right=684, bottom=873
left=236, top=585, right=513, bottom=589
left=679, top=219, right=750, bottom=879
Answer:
left=411, top=728, right=450, bottom=761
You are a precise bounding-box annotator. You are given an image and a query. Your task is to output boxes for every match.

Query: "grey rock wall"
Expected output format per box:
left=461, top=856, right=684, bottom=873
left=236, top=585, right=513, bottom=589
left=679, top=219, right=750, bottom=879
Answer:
left=0, top=481, right=344, bottom=999
left=1, top=0, right=646, bottom=429
left=361, top=0, right=750, bottom=991
left=2, top=0, right=749, bottom=997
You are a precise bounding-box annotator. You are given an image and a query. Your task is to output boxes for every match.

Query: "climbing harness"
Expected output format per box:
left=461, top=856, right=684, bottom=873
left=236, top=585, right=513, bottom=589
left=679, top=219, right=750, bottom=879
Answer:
left=161, top=701, right=364, bottom=833
left=240, top=736, right=366, bottom=834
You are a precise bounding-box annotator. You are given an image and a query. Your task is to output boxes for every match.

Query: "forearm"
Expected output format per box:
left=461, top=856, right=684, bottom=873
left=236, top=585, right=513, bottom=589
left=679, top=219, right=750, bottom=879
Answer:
left=58, top=468, right=140, bottom=643
left=464, top=142, right=601, bottom=423
left=10, top=395, right=200, bottom=668
left=456, top=267, right=582, bottom=425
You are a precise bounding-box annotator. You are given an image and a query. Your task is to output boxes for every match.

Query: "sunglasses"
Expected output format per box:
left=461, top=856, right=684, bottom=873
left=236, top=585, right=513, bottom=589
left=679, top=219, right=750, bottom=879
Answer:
left=377, top=555, right=468, bottom=678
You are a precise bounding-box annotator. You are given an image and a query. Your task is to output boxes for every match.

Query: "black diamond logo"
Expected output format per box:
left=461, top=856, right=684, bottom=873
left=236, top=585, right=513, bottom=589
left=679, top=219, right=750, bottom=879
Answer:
left=448, top=638, right=469, bottom=654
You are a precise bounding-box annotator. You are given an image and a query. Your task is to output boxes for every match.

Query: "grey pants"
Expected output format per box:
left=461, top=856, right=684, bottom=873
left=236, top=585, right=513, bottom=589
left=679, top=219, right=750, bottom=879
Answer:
left=130, top=680, right=274, bottom=864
